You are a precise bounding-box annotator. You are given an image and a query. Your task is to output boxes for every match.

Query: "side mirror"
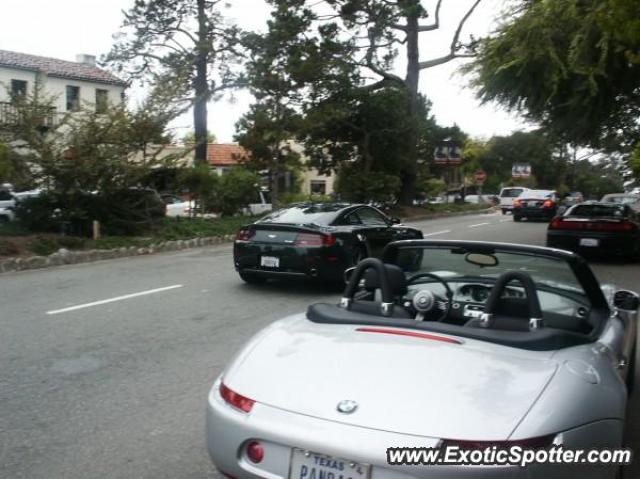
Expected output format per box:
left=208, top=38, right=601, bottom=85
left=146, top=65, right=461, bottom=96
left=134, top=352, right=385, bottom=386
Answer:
left=390, top=217, right=401, bottom=225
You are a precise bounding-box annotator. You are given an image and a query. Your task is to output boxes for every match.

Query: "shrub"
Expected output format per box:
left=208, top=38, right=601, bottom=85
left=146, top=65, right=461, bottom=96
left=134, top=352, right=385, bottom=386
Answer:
left=213, top=168, right=261, bottom=216
left=0, top=238, right=20, bottom=256
left=279, top=193, right=332, bottom=204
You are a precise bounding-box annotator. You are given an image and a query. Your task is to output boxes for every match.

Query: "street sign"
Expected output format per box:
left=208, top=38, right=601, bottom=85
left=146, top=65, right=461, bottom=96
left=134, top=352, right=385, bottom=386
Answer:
left=512, top=163, right=531, bottom=179
left=474, top=170, right=487, bottom=184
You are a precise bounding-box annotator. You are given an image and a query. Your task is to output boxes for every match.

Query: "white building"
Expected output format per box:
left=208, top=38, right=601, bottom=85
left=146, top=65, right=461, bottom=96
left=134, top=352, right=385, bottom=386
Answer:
left=0, top=49, right=126, bottom=125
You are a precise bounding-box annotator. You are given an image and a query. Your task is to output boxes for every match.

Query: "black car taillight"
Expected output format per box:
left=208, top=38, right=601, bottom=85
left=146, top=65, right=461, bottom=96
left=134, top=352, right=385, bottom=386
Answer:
left=235, top=228, right=253, bottom=242
left=294, top=233, right=336, bottom=247
left=549, top=218, right=636, bottom=232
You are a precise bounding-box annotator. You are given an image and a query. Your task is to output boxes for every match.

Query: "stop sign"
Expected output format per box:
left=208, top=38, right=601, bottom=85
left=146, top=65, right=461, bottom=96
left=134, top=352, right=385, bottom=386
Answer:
left=474, top=170, right=487, bottom=184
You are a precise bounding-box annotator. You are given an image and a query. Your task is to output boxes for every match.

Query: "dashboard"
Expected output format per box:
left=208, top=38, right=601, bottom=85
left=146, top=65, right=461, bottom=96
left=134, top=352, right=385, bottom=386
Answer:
left=456, top=284, right=523, bottom=303
left=405, top=280, right=590, bottom=324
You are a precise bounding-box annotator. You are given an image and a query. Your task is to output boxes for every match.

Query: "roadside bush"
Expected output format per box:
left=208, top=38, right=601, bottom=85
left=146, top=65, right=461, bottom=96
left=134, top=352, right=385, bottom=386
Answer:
left=0, top=238, right=20, bottom=256
left=15, top=189, right=166, bottom=237
left=213, top=168, right=261, bottom=216
left=279, top=193, right=332, bottom=204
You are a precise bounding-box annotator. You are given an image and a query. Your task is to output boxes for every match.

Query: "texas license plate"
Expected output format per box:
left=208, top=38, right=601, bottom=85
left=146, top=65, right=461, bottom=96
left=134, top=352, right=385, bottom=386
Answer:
left=260, top=256, right=280, bottom=268
left=579, top=238, right=599, bottom=247
left=289, top=449, right=369, bottom=479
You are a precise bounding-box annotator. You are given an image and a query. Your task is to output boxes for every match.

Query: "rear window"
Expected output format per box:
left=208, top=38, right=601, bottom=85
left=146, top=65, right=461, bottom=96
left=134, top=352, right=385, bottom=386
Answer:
left=500, top=188, right=523, bottom=198
left=259, top=204, right=343, bottom=225
left=569, top=204, right=626, bottom=218
left=603, top=196, right=637, bottom=205
left=521, top=190, right=553, bottom=199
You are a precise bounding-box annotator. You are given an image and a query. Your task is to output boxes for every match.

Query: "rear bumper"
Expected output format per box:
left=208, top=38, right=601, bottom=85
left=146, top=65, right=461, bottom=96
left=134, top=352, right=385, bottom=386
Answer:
left=234, top=241, right=348, bottom=282
left=206, top=378, right=620, bottom=479
left=514, top=207, right=556, bottom=219
left=547, top=231, right=636, bottom=257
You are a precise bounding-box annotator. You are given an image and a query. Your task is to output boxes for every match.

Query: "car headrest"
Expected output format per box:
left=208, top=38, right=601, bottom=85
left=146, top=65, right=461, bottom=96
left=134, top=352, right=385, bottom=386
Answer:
left=363, top=264, right=408, bottom=296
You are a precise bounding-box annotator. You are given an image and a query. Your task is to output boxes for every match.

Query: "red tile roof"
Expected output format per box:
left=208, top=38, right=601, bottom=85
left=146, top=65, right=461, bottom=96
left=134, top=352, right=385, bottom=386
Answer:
left=0, top=49, right=126, bottom=86
left=207, top=143, right=250, bottom=167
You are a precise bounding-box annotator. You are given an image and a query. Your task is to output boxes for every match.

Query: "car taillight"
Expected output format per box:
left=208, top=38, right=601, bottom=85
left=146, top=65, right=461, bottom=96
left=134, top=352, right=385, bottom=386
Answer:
left=549, top=218, right=636, bottom=232
left=513, top=199, right=522, bottom=208
left=219, top=382, right=255, bottom=412
left=235, top=228, right=253, bottom=242
left=246, top=441, right=264, bottom=463
left=542, top=200, right=554, bottom=208
left=441, top=434, right=555, bottom=450
left=294, top=233, right=336, bottom=247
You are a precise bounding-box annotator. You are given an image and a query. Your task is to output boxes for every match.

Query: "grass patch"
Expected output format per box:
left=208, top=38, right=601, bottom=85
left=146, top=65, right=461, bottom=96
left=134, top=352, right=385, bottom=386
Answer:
left=391, top=202, right=490, bottom=219
left=0, top=238, right=21, bottom=256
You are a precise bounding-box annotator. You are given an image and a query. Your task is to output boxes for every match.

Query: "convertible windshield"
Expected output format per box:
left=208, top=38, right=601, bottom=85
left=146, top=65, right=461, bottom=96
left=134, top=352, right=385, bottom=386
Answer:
left=393, top=246, right=585, bottom=295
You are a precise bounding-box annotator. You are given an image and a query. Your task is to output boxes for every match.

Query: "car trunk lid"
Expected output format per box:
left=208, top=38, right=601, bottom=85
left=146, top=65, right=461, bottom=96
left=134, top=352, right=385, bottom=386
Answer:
left=225, top=319, right=558, bottom=441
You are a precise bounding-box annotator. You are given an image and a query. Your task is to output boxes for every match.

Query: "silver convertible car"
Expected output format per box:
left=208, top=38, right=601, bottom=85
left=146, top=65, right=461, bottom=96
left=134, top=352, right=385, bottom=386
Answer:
left=206, top=240, right=639, bottom=479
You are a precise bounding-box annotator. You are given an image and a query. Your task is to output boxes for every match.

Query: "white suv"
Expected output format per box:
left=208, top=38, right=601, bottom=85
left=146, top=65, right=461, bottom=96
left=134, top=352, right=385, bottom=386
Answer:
left=499, top=187, right=529, bottom=214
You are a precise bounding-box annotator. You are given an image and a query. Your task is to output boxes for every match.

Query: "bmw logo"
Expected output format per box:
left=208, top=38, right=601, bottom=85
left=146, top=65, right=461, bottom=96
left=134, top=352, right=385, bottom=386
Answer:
left=336, top=400, right=358, bottom=414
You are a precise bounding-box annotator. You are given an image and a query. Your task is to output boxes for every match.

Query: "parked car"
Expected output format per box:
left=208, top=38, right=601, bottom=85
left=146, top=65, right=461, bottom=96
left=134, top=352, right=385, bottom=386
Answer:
left=233, top=202, right=423, bottom=283
left=0, top=188, right=15, bottom=222
left=601, top=193, right=640, bottom=212
left=547, top=202, right=640, bottom=259
left=207, top=240, right=638, bottom=479
left=242, top=188, right=272, bottom=216
left=498, top=186, right=529, bottom=214
left=513, top=189, right=559, bottom=222
left=562, top=191, right=584, bottom=206
left=161, top=194, right=194, bottom=217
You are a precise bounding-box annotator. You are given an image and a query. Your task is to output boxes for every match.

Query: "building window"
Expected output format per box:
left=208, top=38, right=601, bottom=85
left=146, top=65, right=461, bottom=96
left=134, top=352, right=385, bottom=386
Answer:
left=95, top=89, right=109, bottom=113
left=10, top=80, right=27, bottom=99
left=310, top=180, right=326, bottom=195
left=66, top=86, right=80, bottom=111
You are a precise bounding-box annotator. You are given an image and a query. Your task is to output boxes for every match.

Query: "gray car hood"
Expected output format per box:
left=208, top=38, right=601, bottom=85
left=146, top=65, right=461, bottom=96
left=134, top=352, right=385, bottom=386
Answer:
left=225, top=315, right=559, bottom=441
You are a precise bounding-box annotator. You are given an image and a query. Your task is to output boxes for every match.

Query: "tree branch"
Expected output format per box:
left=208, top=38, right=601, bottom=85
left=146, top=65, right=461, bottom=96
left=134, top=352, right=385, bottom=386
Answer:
left=417, top=0, right=442, bottom=32
left=418, top=0, right=483, bottom=70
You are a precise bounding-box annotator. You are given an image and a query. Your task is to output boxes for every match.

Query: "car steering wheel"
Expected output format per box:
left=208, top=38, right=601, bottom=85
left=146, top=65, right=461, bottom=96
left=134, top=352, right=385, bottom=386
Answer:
left=406, top=273, right=453, bottom=322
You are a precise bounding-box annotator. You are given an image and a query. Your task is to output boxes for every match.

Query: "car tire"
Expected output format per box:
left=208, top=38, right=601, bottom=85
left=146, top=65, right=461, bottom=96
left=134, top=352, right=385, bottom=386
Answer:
left=501, top=209, right=507, bottom=215
left=0, top=215, right=9, bottom=224
left=513, top=215, right=522, bottom=222
left=239, top=271, right=266, bottom=284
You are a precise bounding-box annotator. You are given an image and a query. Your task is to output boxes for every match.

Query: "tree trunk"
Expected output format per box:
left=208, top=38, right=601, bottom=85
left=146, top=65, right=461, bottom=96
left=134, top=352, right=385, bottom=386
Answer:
left=194, top=0, right=209, bottom=166
left=399, top=4, right=421, bottom=205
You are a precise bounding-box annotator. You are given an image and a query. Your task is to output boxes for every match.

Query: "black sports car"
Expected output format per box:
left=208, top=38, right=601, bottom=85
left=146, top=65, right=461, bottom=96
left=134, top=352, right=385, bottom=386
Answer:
left=233, top=203, right=423, bottom=283
left=546, top=201, right=640, bottom=259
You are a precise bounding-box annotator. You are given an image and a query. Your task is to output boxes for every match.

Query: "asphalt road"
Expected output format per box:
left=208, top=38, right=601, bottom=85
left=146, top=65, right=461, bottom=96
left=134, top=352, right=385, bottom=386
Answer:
left=1, top=211, right=639, bottom=479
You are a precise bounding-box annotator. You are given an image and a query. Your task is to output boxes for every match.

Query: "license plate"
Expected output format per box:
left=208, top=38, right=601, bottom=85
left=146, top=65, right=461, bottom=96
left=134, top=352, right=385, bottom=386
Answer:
left=289, top=449, right=369, bottom=479
left=580, top=238, right=599, bottom=247
left=260, top=256, right=280, bottom=268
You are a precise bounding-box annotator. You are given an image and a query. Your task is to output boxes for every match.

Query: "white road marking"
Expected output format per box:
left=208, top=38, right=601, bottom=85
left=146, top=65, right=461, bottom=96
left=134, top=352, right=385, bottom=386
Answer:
left=499, top=219, right=511, bottom=223
left=46, top=284, right=184, bottom=315
left=422, top=229, right=451, bottom=237
left=468, top=222, right=490, bottom=228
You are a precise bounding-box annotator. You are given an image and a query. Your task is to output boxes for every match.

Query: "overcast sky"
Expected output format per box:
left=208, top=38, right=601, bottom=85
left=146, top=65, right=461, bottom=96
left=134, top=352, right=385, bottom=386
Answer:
left=1, top=0, right=530, bottom=142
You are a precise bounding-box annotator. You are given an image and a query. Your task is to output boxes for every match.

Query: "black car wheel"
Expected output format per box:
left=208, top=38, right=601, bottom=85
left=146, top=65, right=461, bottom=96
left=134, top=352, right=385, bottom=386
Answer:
left=501, top=209, right=507, bottom=215
left=513, top=215, right=522, bottom=222
left=239, top=271, right=266, bottom=284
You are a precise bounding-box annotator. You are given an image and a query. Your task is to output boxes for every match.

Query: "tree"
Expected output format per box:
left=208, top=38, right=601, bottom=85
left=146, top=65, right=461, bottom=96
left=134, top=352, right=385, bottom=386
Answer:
left=105, top=0, right=244, bottom=165
left=465, top=0, right=640, bottom=149
left=237, top=0, right=484, bottom=205
left=182, top=130, right=216, bottom=144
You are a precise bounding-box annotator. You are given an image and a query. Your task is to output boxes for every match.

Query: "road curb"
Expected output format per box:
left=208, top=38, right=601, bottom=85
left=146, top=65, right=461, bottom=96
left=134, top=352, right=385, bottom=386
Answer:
left=0, top=234, right=237, bottom=274
left=0, top=208, right=496, bottom=274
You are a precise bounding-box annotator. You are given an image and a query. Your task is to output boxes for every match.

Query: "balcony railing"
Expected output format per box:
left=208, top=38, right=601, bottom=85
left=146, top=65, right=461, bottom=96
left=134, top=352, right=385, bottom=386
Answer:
left=0, top=101, right=60, bottom=130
